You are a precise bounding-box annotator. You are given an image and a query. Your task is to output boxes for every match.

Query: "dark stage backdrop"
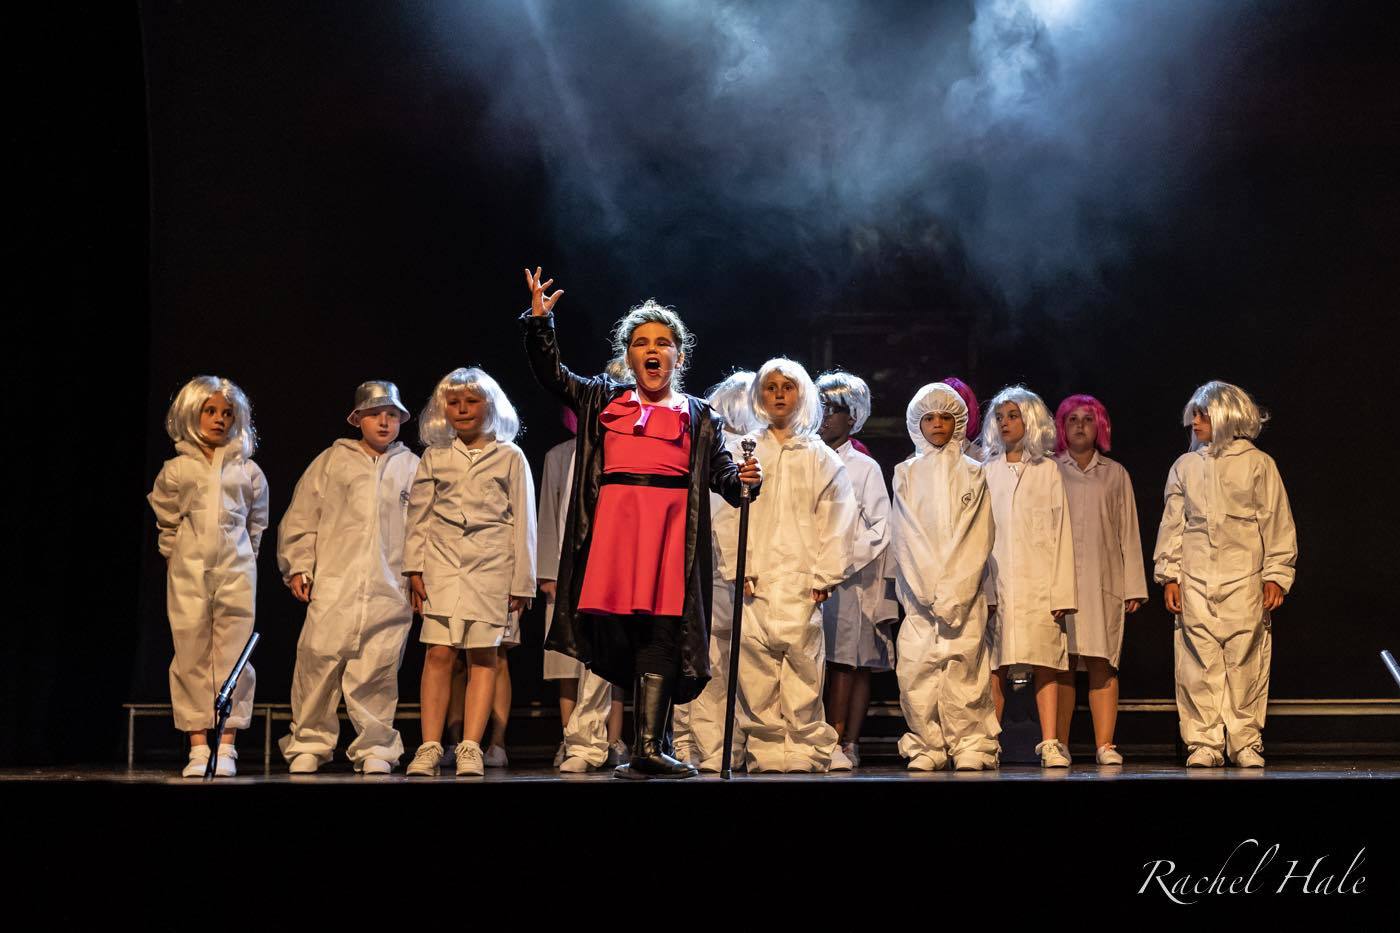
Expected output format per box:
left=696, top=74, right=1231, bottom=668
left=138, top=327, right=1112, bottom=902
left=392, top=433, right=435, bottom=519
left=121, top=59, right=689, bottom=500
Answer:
left=12, top=2, right=1398, bottom=764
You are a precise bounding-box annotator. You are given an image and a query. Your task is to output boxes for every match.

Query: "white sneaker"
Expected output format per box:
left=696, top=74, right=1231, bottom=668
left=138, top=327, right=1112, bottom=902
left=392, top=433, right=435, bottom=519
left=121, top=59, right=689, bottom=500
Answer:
left=1233, top=748, right=1266, bottom=768
left=953, top=750, right=998, bottom=771
left=559, top=756, right=593, bottom=773
left=455, top=740, right=485, bottom=776
left=181, top=745, right=212, bottom=778
left=483, top=744, right=508, bottom=768
left=288, top=753, right=319, bottom=774
left=605, top=740, right=631, bottom=767
left=359, top=757, right=393, bottom=775
left=1095, top=744, right=1124, bottom=766
left=829, top=744, right=853, bottom=771
left=907, top=752, right=946, bottom=771
left=215, top=744, right=238, bottom=777
left=1036, top=740, right=1070, bottom=768
left=552, top=741, right=567, bottom=769
left=843, top=741, right=861, bottom=768
left=1185, top=747, right=1224, bottom=767
left=406, top=742, right=444, bottom=776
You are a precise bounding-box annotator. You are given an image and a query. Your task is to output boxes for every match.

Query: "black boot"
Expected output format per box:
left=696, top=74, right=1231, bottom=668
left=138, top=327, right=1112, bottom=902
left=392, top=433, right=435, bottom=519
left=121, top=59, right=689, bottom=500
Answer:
left=614, top=673, right=698, bottom=780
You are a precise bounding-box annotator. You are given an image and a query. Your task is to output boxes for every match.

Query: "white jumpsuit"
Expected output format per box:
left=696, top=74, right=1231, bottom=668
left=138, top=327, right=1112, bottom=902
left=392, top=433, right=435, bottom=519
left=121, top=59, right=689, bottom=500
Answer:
left=276, top=439, right=419, bottom=767
left=1055, top=452, right=1148, bottom=669
left=736, top=430, right=856, bottom=772
left=676, top=432, right=748, bottom=770
left=1153, top=439, right=1296, bottom=758
left=148, top=441, right=268, bottom=731
left=984, top=454, right=1077, bottom=671
left=821, top=440, right=897, bottom=670
left=538, top=437, right=614, bottom=766
left=404, top=439, right=537, bottom=650
left=892, top=385, right=999, bottom=769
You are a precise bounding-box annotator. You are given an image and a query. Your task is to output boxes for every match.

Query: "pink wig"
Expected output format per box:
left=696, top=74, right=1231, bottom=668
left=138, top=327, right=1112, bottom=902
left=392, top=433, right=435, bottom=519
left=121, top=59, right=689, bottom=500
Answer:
left=1055, top=394, right=1112, bottom=454
left=560, top=405, right=578, bottom=435
left=941, top=376, right=980, bottom=440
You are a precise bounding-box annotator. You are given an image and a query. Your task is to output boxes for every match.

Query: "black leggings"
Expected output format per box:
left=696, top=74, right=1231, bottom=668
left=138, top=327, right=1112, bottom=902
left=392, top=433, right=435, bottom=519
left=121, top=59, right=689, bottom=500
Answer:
left=628, top=615, right=684, bottom=680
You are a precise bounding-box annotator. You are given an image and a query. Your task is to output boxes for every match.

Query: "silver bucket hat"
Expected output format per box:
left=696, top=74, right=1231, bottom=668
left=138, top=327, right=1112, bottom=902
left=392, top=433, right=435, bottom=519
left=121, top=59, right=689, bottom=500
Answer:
left=348, top=380, right=412, bottom=425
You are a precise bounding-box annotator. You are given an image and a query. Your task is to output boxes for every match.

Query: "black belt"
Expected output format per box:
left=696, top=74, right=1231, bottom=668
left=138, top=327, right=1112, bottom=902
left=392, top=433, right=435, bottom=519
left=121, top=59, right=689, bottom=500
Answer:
left=600, top=472, right=690, bottom=489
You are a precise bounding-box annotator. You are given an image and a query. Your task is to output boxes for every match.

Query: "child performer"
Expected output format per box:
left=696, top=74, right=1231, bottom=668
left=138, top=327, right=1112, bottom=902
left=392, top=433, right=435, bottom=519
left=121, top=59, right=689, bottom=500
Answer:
left=403, top=368, right=536, bottom=776
left=942, top=376, right=983, bottom=462
left=1052, top=394, right=1148, bottom=765
left=982, top=385, right=1077, bottom=768
left=540, top=406, right=627, bottom=772
left=277, top=381, right=419, bottom=774
left=736, top=358, right=857, bottom=772
left=520, top=268, right=761, bottom=780
left=149, top=376, right=268, bottom=778
left=674, top=370, right=758, bottom=771
left=892, top=383, right=999, bottom=770
left=1153, top=381, right=1296, bottom=768
left=816, top=371, right=897, bottom=770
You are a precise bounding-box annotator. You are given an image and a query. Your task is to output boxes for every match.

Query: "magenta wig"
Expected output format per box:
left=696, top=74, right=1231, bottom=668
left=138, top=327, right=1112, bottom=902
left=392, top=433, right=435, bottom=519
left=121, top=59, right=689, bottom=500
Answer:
left=1055, top=394, right=1112, bottom=454
left=941, top=376, right=980, bottom=440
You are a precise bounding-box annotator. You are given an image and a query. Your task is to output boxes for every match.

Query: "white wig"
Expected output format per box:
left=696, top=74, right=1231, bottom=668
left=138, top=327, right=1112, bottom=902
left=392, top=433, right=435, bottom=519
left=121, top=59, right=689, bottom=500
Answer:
left=816, top=371, right=873, bottom=434
left=1183, top=380, right=1267, bottom=455
left=705, top=370, right=757, bottom=435
left=608, top=298, right=695, bottom=392
left=906, top=382, right=968, bottom=455
left=419, top=367, right=521, bottom=448
left=165, top=375, right=256, bottom=460
left=749, top=357, right=824, bottom=437
left=982, top=385, right=1056, bottom=463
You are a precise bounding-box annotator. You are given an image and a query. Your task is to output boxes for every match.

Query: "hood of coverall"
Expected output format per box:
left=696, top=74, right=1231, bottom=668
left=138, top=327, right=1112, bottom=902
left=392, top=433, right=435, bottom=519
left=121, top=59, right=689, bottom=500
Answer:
left=906, top=383, right=968, bottom=456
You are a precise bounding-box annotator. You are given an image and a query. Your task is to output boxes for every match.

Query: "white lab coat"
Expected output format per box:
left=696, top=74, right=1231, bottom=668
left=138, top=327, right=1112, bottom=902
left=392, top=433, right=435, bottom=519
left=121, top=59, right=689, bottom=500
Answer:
left=148, top=441, right=268, bottom=731
left=405, top=439, right=537, bottom=632
left=1055, top=452, right=1148, bottom=669
left=821, top=441, right=897, bottom=670
left=538, top=437, right=615, bottom=766
left=1153, top=439, right=1297, bottom=757
left=891, top=397, right=1000, bottom=768
left=677, top=432, right=748, bottom=770
left=275, top=439, right=419, bottom=766
left=735, top=429, right=855, bottom=772
left=984, top=454, right=1077, bottom=671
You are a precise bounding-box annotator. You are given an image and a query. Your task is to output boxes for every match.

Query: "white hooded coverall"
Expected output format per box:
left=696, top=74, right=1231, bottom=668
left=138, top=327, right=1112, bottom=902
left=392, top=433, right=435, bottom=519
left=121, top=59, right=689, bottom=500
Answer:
left=821, top=440, right=897, bottom=670
left=736, top=430, right=856, bottom=772
left=1153, top=439, right=1296, bottom=758
left=892, top=385, right=1000, bottom=769
left=149, top=441, right=268, bottom=731
left=404, top=439, right=537, bottom=649
left=538, top=437, right=615, bottom=766
left=984, top=453, right=1077, bottom=671
left=675, top=432, right=748, bottom=770
left=276, top=439, right=419, bottom=767
left=1055, top=451, right=1148, bottom=669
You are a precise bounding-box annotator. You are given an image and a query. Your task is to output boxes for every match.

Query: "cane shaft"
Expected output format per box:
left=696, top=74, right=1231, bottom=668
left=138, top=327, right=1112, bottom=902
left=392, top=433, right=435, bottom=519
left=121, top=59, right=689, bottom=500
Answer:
left=720, top=497, right=751, bottom=780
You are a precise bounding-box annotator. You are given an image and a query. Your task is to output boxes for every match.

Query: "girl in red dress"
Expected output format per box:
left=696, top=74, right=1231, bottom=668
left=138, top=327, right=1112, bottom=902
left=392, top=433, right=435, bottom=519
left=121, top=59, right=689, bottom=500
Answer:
left=520, top=268, right=762, bottom=779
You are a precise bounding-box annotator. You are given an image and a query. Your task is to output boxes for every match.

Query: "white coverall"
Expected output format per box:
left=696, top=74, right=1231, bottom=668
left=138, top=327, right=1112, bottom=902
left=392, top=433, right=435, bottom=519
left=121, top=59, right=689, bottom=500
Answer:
left=984, top=454, right=1077, bottom=670
left=821, top=440, right=897, bottom=670
left=1153, top=439, right=1296, bottom=758
left=538, top=437, right=614, bottom=766
left=149, top=441, right=268, bottom=731
left=276, top=439, right=419, bottom=767
left=676, top=432, right=748, bottom=770
left=1055, top=452, right=1148, bottom=669
left=892, top=385, right=1000, bottom=769
left=404, top=439, right=537, bottom=647
left=736, top=430, right=856, bottom=772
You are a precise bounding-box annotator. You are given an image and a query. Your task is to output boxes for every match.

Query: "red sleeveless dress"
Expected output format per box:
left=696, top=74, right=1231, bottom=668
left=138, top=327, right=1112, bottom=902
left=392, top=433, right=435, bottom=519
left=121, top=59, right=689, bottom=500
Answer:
left=577, top=392, right=691, bottom=617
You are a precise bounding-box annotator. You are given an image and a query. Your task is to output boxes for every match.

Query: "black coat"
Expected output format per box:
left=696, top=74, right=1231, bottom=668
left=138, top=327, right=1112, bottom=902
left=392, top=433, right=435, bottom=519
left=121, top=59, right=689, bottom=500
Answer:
left=521, top=311, right=755, bottom=703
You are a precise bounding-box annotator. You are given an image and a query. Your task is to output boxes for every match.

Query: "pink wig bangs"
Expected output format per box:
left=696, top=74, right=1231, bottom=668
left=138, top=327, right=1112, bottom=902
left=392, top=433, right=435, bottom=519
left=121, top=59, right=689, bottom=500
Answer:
left=1055, top=394, right=1112, bottom=453
left=941, top=376, right=980, bottom=440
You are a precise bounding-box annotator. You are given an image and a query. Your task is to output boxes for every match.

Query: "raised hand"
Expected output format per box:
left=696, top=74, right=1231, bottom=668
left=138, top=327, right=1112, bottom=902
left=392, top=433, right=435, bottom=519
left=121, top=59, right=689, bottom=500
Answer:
left=524, top=266, right=564, bottom=317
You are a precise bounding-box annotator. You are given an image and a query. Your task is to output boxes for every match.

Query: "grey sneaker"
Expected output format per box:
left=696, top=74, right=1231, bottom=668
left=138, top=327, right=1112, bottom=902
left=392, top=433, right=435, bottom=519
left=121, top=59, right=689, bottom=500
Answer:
left=1185, top=746, right=1224, bottom=767
left=483, top=744, right=508, bottom=768
left=406, top=742, right=444, bottom=776
left=605, top=741, right=631, bottom=767
left=552, top=741, right=567, bottom=769
left=1233, top=748, right=1265, bottom=768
